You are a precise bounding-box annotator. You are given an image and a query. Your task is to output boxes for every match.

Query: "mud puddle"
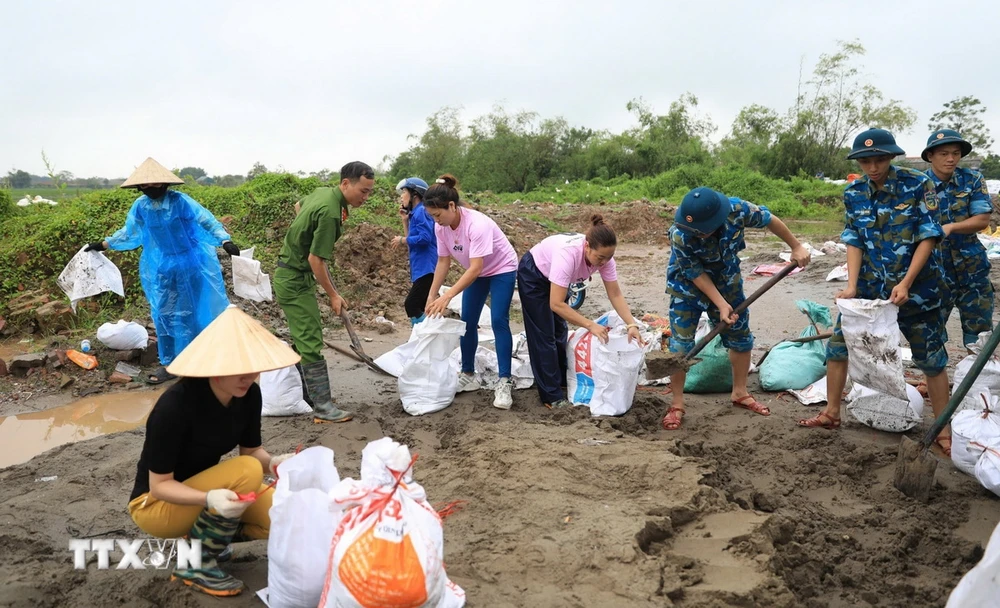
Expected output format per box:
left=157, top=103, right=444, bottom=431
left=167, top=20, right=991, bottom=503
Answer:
left=0, top=389, right=163, bottom=468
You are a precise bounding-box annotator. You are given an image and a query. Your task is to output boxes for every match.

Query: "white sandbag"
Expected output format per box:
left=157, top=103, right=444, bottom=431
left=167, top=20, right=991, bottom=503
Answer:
left=57, top=247, right=126, bottom=312
left=398, top=317, right=466, bottom=416
left=946, top=518, right=1000, bottom=607
left=953, top=332, right=1000, bottom=412
left=439, top=285, right=491, bottom=327
left=950, top=388, right=1000, bottom=476
left=320, top=438, right=466, bottom=608
left=837, top=299, right=908, bottom=401
left=974, top=440, right=1000, bottom=498
left=232, top=247, right=272, bottom=302
left=826, top=263, right=849, bottom=282
left=260, top=363, right=312, bottom=416
left=567, top=311, right=656, bottom=416
left=268, top=446, right=341, bottom=608
left=789, top=376, right=829, bottom=405
left=96, top=320, right=149, bottom=350
left=846, top=382, right=924, bottom=432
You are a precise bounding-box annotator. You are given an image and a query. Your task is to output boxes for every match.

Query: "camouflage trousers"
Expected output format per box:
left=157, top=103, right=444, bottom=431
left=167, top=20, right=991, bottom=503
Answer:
left=668, top=291, right=753, bottom=354
left=943, top=252, right=994, bottom=346
left=826, top=306, right=948, bottom=376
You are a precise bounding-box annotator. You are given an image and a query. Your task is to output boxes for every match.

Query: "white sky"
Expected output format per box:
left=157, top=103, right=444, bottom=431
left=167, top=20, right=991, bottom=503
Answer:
left=2, top=0, right=997, bottom=179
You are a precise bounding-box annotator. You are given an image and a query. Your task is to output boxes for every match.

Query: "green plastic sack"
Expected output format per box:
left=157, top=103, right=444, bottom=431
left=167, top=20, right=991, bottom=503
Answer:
left=759, top=325, right=827, bottom=391
left=684, top=334, right=733, bottom=393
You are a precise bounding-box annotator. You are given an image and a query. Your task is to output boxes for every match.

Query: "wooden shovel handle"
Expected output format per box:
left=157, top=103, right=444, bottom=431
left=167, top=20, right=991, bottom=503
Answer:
left=685, top=262, right=800, bottom=361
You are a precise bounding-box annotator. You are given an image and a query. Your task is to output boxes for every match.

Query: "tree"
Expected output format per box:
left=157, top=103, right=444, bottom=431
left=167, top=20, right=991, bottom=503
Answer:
left=620, top=94, right=714, bottom=177
left=6, top=169, right=31, bottom=188
left=980, top=154, right=1000, bottom=180
left=928, top=96, right=994, bottom=152
left=776, top=40, right=917, bottom=176
left=390, top=106, right=467, bottom=181
left=246, top=162, right=269, bottom=180
left=178, top=166, right=207, bottom=180
left=716, top=104, right=781, bottom=171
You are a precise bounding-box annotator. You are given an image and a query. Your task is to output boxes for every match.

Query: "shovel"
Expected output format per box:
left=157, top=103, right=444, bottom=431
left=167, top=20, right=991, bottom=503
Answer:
left=894, top=324, right=1000, bottom=502
left=321, top=267, right=393, bottom=376
left=646, top=261, right=800, bottom=379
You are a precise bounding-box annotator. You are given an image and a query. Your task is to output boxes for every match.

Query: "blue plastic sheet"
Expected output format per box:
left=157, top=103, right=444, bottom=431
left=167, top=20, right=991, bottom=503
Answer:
left=107, top=191, right=230, bottom=365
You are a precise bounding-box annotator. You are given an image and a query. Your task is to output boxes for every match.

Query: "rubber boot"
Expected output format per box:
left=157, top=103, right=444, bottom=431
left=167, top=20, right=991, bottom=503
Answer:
left=170, top=509, right=244, bottom=597
left=301, top=360, right=353, bottom=423
left=294, top=362, right=315, bottom=407
left=410, top=313, right=426, bottom=326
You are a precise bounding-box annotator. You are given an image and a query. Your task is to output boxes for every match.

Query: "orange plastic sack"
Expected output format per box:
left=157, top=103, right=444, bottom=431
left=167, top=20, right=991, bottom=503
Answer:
left=66, top=349, right=98, bottom=370
left=319, top=438, right=465, bottom=608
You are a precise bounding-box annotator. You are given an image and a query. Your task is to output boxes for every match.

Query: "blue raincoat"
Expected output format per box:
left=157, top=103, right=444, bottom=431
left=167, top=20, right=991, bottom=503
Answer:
left=107, top=190, right=231, bottom=365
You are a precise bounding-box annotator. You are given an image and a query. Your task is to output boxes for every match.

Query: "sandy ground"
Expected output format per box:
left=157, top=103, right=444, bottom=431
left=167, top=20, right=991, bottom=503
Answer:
left=1, top=226, right=999, bottom=607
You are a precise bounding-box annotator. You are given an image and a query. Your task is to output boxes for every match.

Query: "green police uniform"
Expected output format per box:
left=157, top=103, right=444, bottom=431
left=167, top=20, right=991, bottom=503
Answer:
left=274, top=187, right=345, bottom=364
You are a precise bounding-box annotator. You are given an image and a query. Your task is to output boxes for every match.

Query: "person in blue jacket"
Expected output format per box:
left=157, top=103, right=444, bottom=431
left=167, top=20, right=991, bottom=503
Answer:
left=391, top=177, right=437, bottom=325
left=84, top=158, right=238, bottom=384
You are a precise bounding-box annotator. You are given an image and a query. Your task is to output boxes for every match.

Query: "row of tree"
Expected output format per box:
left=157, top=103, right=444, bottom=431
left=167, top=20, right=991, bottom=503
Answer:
left=387, top=41, right=998, bottom=191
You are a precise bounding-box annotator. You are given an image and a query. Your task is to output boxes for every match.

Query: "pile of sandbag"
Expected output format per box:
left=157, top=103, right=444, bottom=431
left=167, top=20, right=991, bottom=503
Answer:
left=266, top=439, right=466, bottom=608
left=951, top=389, right=1000, bottom=478
left=566, top=311, right=656, bottom=415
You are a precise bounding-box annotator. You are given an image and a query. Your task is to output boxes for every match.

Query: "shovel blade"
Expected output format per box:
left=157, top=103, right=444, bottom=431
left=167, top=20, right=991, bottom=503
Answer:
left=894, top=435, right=937, bottom=503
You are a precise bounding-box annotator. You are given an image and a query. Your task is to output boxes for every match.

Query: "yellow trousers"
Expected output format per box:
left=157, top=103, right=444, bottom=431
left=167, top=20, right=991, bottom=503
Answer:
left=128, top=455, right=272, bottom=540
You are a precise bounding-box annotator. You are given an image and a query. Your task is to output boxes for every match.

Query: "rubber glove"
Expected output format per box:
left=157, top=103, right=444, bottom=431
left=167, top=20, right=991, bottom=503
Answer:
left=84, top=241, right=107, bottom=252
left=222, top=241, right=240, bottom=256
left=206, top=489, right=251, bottom=518
left=269, top=453, right=295, bottom=477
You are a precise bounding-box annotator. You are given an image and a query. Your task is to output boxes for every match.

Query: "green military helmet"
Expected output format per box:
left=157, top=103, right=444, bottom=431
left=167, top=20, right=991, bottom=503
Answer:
left=674, top=187, right=731, bottom=237
left=846, top=128, right=905, bottom=160
left=921, top=128, right=973, bottom=161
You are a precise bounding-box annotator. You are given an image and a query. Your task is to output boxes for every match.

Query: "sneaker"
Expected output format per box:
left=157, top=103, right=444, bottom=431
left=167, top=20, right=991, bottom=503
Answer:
left=457, top=374, right=481, bottom=393
left=493, top=378, right=513, bottom=410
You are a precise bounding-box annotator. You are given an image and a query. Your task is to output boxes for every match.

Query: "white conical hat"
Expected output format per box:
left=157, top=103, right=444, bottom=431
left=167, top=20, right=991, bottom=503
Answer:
left=119, top=157, right=185, bottom=188
left=166, top=305, right=301, bottom=377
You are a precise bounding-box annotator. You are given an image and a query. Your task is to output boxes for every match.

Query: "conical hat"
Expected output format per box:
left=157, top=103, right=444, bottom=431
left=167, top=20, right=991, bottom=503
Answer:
left=119, top=157, right=185, bottom=188
left=166, top=305, right=301, bottom=377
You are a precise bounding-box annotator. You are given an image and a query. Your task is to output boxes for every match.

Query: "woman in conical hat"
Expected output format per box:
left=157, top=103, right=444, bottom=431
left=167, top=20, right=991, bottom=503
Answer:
left=82, top=157, right=242, bottom=385
left=126, top=305, right=300, bottom=597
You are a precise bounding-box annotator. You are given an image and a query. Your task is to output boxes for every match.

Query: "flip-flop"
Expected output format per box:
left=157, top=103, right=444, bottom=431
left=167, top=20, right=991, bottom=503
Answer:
left=146, top=366, right=177, bottom=385
left=733, top=395, right=770, bottom=416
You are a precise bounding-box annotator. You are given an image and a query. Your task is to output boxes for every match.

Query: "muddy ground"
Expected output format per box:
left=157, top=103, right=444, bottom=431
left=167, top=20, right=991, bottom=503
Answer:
left=1, top=207, right=999, bottom=607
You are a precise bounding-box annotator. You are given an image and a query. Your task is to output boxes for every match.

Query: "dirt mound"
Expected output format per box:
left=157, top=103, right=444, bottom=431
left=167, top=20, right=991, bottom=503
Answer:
left=574, top=200, right=674, bottom=246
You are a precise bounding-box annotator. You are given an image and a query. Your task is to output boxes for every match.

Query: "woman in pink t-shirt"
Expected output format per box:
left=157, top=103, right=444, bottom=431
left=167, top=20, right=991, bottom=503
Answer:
left=423, top=174, right=520, bottom=410
left=518, top=215, right=644, bottom=408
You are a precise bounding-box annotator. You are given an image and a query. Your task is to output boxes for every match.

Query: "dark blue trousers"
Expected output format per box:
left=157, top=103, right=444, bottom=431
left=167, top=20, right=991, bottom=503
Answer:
left=517, top=252, right=568, bottom=404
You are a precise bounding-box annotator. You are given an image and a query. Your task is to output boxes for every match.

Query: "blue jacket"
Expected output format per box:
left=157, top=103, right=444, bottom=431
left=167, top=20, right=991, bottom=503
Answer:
left=406, top=203, right=437, bottom=281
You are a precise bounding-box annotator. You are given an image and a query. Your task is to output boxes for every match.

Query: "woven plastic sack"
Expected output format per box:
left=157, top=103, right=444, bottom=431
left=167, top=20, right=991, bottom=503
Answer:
left=57, top=247, right=125, bottom=313
left=837, top=299, right=907, bottom=401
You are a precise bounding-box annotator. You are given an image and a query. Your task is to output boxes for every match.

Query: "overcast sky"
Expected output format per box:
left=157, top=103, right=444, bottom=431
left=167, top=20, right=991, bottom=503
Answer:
left=2, top=0, right=997, bottom=179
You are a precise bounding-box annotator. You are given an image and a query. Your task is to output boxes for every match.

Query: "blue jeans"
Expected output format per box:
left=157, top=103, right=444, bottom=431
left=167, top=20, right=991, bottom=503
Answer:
left=461, top=271, right=515, bottom=378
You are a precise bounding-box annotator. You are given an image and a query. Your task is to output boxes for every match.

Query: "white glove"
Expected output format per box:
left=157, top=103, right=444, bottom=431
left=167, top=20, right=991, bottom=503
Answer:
left=206, top=489, right=251, bottom=519
left=269, top=453, right=295, bottom=477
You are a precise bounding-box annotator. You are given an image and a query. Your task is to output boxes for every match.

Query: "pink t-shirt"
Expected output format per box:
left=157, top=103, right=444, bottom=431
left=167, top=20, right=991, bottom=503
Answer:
left=435, top=207, right=518, bottom=277
left=529, top=233, right=618, bottom=287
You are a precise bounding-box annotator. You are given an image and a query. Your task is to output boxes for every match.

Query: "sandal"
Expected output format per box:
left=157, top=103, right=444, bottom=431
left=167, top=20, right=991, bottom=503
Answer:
left=933, top=435, right=952, bottom=457
left=733, top=395, right=770, bottom=416
left=662, top=406, right=686, bottom=430
left=797, top=412, right=841, bottom=429
left=146, top=366, right=177, bottom=385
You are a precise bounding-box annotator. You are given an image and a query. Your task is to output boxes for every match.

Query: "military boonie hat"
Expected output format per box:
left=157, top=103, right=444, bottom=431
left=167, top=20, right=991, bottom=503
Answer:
left=846, top=128, right=905, bottom=160
left=674, top=187, right=732, bottom=237
left=921, top=128, right=973, bottom=161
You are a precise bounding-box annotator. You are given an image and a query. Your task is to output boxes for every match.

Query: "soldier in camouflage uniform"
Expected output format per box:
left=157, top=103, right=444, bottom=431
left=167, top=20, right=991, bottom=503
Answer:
left=662, top=187, right=811, bottom=430
left=923, top=128, right=994, bottom=348
left=799, top=129, right=954, bottom=455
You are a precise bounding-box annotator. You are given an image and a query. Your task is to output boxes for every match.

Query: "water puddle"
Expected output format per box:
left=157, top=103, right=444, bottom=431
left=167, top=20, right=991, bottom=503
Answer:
left=0, top=389, right=164, bottom=468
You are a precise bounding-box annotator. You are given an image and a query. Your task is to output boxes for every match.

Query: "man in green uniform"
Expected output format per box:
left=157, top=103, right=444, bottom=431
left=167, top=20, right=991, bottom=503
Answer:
left=275, top=161, right=375, bottom=422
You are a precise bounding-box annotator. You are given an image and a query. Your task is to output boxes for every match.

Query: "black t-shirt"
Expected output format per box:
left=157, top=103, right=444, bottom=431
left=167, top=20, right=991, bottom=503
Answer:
left=129, top=377, right=263, bottom=501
